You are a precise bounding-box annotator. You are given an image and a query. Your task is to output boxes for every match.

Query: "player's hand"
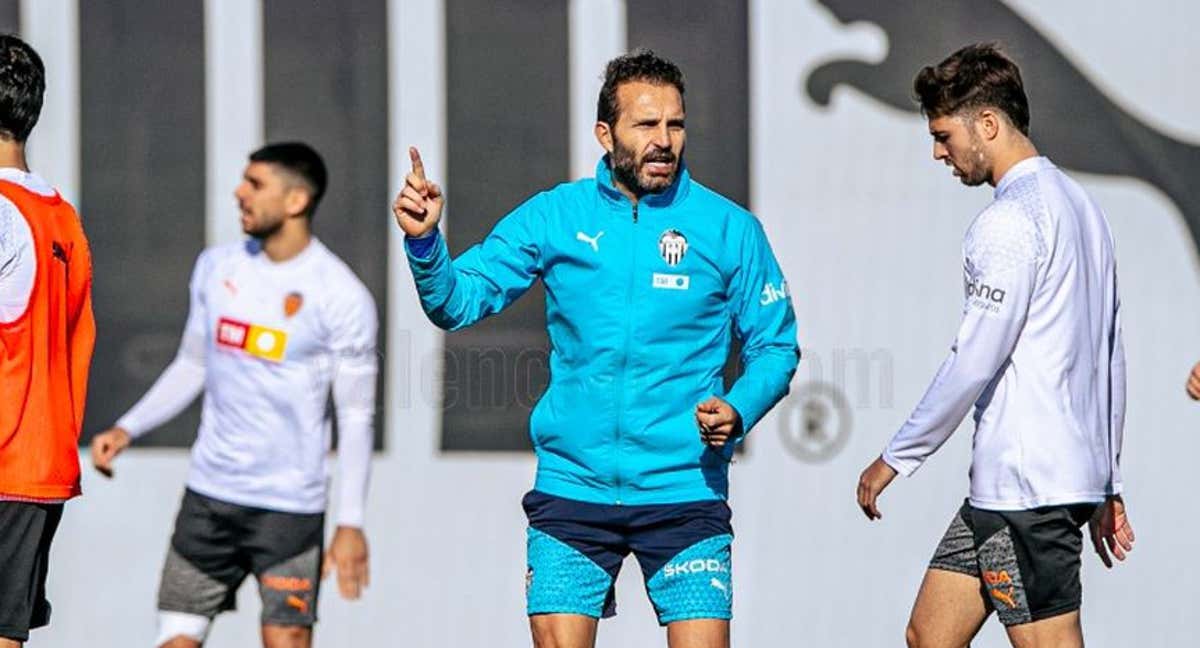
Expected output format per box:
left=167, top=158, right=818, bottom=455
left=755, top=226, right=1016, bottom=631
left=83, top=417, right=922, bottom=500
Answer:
left=695, top=397, right=742, bottom=447
left=392, top=146, right=444, bottom=238
left=1088, top=495, right=1134, bottom=568
left=1187, top=361, right=1200, bottom=400
left=323, top=526, right=370, bottom=600
left=856, top=456, right=897, bottom=521
left=90, top=427, right=131, bottom=478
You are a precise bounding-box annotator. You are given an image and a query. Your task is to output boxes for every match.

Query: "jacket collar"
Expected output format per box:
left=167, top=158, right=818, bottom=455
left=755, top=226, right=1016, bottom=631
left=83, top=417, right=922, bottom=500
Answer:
left=594, top=154, right=691, bottom=209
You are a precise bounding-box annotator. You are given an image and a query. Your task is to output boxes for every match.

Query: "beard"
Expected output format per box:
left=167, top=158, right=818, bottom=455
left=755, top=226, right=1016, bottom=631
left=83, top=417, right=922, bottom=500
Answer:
left=957, top=134, right=992, bottom=187
left=611, top=136, right=680, bottom=197
left=242, top=212, right=286, bottom=239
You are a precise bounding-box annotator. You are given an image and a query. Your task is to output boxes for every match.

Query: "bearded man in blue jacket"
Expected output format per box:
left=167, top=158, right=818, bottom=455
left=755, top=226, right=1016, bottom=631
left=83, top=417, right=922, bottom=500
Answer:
left=393, top=50, right=799, bottom=648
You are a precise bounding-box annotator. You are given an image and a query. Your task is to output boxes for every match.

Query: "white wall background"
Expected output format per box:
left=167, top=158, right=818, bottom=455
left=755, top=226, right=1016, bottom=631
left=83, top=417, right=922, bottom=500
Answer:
left=35, top=1, right=1200, bottom=646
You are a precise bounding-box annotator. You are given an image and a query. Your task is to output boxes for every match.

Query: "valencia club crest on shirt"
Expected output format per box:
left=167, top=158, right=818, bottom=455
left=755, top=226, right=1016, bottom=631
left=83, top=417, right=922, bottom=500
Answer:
left=658, top=229, right=688, bottom=267
left=216, top=317, right=288, bottom=362
left=284, top=292, right=304, bottom=318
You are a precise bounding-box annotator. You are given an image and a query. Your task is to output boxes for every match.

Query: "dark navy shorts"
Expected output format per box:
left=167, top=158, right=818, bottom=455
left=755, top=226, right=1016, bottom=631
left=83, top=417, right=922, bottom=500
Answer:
left=522, top=490, right=734, bottom=625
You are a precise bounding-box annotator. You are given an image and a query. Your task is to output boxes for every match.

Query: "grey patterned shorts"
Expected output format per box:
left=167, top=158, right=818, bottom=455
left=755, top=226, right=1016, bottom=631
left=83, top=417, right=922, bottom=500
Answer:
left=929, top=499, right=1096, bottom=626
left=157, top=489, right=324, bottom=626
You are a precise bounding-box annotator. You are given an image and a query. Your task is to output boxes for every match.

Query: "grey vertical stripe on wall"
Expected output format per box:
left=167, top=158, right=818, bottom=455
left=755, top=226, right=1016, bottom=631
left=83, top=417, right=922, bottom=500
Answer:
left=442, top=0, right=569, bottom=451
left=0, top=1, right=18, bottom=35
left=263, top=0, right=389, bottom=449
left=627, top=0, right=750, bottom=209
left=80, top=2, right=207, bottom=445
left=628, top=0, right=749, bottom=395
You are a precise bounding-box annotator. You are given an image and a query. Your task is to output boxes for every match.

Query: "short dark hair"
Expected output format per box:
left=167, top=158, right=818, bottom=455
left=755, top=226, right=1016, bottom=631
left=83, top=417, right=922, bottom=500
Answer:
left=249, top=142, right=328, bottom=218
left=913, top=43, right=1030, bottom=136
left=596, top=49, right=685, bottom=126
left=0, top=34, right=44, bottom=142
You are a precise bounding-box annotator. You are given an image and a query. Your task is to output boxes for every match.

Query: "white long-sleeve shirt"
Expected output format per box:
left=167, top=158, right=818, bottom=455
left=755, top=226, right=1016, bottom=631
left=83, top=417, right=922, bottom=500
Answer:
left=883, top=156, right=1125, bottom=511
left=0, top=169, right=57, bottom=323
left=115, top=238, right=379, bottom=526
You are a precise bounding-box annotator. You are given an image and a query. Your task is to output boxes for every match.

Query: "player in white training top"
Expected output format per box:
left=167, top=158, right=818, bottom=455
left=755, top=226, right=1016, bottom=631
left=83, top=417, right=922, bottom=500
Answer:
left=90, top=143, right=378, bottom=648
left=854, top=45, right=1134, bottom=648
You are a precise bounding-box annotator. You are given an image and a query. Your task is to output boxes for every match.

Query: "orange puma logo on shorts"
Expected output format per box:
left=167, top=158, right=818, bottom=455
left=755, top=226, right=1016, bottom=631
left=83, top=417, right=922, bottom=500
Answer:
left=983, top=570, right=1019, bottom=609
left=286, top=595, right=309, bottom=614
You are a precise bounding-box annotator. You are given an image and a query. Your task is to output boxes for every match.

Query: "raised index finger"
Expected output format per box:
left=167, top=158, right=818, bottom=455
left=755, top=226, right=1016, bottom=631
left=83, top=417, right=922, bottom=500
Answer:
left=409, top=146, right=426, bottom=181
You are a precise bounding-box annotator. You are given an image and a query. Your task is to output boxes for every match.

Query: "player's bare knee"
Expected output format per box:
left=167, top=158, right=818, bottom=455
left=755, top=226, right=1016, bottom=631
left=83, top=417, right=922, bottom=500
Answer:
left=529, top=617, right=590, bottom=648
left=158, top=637, right=202, bottom=648
left=904, top=621, right=938, bottom=648
left=261, top=624, right=311, bottom=648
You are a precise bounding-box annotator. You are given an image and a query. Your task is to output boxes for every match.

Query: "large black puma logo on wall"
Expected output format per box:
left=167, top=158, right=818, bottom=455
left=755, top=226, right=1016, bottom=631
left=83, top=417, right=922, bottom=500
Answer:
left=806, top=0, right=1200, bottom=259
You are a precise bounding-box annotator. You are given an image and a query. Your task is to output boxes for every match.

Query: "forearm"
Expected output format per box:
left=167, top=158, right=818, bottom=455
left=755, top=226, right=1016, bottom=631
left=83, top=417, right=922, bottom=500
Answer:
left=1108, top=328, right=1127, bottom=494
left=406, top=232, right=496, bottom=331
left=724, top=345, right=800, bottom=434
left=331, top=355, right=377, bottom=527
left=882, top=350, right=994, bottom=476
left=115, top=346, right=206, bottom=438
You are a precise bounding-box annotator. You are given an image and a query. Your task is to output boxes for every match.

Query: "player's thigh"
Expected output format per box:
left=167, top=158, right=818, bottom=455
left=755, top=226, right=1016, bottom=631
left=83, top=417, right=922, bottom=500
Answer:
left=157, top=492, right=251, bottom=645
left=261, top=623, right=313, bottom=648
left=0, top=502, right=63, bottom=643
left=529, top=613, right=598, bottom=648
left=628, top=501, right=733, bottom=627
left=248, top=509, right=324, bottom=630
left=970, top=504, right=1092, bottom=629
left=1004, top=610, right=1082, bottom=648
left=666, top=618, right=729, bottom=648
left=523, top=492, right=626, bottom=620
left=907, top=569, right=991, bottom=648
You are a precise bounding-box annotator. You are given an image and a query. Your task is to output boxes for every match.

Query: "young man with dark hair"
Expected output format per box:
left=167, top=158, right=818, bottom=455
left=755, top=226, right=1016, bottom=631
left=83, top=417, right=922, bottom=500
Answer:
left=394, top=50, right=799, bottom=648
left=90, top=142, right=378, bottom=648
left=0, top=34, right=95, bottom=648
left=856, top=43, right=1133, bottom=648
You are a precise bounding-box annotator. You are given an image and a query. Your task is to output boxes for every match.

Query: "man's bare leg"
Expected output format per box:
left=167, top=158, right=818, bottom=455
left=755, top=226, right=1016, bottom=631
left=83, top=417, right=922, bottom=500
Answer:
left=159, top=638, right=201, bottom=648
left=906, top=569, right=991, bottom=648
left=0, top=638, right=20, bottom=647
left=666, top=619, right=728, bottom=648
left=262, top=624, right=312, bottom=648
left=530, top=613, right=598, bottom=648
left=1004, top=611, right=1083, bottom=648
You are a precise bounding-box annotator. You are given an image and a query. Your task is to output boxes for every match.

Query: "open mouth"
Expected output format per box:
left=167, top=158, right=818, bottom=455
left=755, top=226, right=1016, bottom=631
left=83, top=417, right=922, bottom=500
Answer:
left=643, top=160, right=675, bottom=176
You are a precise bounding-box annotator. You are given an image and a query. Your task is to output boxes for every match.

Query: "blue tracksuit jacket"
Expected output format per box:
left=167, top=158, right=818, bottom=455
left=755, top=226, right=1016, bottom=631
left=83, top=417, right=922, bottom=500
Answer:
left=406, top=157, right=799, bottom=505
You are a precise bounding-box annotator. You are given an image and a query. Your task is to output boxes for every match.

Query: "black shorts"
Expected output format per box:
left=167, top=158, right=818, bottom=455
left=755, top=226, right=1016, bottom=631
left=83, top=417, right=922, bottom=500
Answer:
left=929, top=498, right=1097, bottom=626
left=0, top=501, right=64, bottom=642
left=158, top=489, right=325, bottom=627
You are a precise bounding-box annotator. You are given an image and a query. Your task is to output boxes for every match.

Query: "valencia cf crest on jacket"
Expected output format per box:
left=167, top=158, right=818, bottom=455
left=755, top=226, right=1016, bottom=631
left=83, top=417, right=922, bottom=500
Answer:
left=658, top=229, right=688, bottom=267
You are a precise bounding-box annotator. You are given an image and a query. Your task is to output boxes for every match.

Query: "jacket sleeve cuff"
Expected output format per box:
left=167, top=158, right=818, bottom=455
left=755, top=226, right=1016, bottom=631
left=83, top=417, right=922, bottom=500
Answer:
left=404, top=229, right=441, bottom=260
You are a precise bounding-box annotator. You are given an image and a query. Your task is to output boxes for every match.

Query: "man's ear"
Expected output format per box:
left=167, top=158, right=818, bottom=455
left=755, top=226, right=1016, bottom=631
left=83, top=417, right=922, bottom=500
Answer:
left=284, top=186, right=311, bottom=219
left=976, top=109, right=1001, bottom=142
left=595, top=121, right=614, bottom=154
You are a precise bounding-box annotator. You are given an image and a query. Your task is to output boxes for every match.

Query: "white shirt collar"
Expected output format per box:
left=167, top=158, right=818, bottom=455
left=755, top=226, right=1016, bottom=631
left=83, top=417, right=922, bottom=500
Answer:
left=994, top=156, right=1054, bottom=198
left=0, top=167, right=56, bottom=197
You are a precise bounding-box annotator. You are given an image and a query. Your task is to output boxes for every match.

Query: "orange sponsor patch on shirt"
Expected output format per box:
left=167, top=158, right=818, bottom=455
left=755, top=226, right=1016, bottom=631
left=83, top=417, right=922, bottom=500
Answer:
left=216, top=317, right=288, bottom=362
